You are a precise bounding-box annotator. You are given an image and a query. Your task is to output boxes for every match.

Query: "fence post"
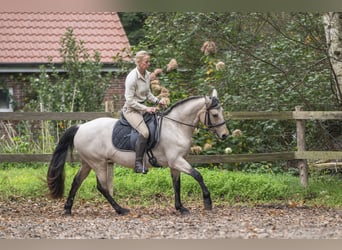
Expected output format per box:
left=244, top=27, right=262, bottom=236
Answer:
left=295, top=106, right=308, bottom=187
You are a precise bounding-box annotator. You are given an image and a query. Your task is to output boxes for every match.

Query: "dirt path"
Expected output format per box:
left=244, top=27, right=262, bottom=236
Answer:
left=1, top=199, right=342, bottom=239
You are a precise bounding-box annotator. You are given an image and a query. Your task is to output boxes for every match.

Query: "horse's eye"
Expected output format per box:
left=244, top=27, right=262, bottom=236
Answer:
left=212, top=114, right=218, bottom=118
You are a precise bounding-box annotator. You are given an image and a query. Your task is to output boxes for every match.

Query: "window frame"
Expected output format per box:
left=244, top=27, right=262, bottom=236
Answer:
left=0, top=87, right=14, bottom=112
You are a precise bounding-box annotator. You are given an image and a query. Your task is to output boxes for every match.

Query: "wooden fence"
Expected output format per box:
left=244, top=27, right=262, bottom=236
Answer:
left=2, top=108, right=342, bottom=187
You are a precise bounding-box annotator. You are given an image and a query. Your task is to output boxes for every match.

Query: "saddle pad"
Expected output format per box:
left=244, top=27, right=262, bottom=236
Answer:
left=112, top=121, right=134, bottom=151
left=112, top=113, right=159, bottom=151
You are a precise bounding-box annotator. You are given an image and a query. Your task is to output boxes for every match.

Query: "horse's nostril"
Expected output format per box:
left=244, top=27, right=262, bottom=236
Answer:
left=221, top=134, right=228, bottom=140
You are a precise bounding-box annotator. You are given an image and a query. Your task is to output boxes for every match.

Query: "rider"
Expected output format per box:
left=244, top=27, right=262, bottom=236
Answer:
left=122, top=50, right=166, bottom=174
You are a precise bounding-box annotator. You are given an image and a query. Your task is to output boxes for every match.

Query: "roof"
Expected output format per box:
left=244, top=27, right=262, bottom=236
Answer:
left=0, top=12, right=131, bottom=65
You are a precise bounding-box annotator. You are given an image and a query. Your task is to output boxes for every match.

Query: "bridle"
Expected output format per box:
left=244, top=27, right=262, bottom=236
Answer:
left=204, top=96, right=227, bottom=129
left=149, top=96, right=227, bottom=162
left=162, top=96, right=226, bottom=131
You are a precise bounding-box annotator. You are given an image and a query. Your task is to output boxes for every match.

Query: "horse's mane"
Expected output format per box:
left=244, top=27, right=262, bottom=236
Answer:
left=163, top=95, right=204, bottom=115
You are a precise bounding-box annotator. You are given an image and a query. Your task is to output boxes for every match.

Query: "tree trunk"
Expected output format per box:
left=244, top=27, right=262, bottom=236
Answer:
left=323, top=12, right=342, bottom=104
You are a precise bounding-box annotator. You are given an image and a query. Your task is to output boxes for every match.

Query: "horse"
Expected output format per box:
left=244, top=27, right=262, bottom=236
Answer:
left=47, top=89, right=229, bottom=215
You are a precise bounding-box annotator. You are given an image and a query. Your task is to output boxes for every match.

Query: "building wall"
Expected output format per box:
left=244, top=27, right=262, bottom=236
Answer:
left=104, top=76, right=126, bottom=112
left=0, top=73, right=126, bottom=113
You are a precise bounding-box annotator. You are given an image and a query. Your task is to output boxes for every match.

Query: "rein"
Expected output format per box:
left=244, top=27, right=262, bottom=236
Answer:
left=163, top=115, right=198, bottom=128
left=161, top=96, right=226, bottom=130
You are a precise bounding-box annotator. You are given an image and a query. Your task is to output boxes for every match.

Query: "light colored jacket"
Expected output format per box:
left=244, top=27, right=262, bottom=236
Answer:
left=124, top=67, right=159, bottom=112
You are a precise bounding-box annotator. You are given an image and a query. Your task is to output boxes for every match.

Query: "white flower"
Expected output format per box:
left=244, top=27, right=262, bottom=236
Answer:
left=224, top=147, right=232, bottom=154
left=232, top=129, right=242, bottom=138
left=215, top=61, right=225, bottom=71
left=191, top=145, right=202, bottom=154
left=203, top=143, right=212, bottom=151
left=166, top=59, right=178, bottom=72
left=201, top=41, right=217, bottom=55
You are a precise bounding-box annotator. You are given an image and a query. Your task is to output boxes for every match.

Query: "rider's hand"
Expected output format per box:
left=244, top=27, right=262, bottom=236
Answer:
left=146, top=106, right=157, bottom=113
left=158, top=99, right=167, bottom=107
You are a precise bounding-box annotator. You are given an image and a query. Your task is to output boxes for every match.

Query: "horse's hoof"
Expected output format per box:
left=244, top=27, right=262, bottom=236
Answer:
left=204, top=202, right=212, bottom=210
left=178, top=207, right=190, bottom=215
left=204, top=204, right=212, bottom=210
left=204, top=198, right=212, bottom=210
left=64, top=210, right=72, bottom=216
left=117, top=208, right=130, bottom=215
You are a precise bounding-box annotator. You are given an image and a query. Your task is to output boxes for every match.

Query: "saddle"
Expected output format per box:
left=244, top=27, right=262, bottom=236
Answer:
left=112, top=112, right=162, bottom=167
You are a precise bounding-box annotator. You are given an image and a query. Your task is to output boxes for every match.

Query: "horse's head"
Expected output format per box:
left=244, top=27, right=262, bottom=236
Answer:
left=201, top=89, right=229, bottom=140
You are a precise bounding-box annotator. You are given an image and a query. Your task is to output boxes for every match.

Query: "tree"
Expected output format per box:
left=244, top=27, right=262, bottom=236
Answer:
left=138, top=13, right=339, bottom=159
left=142, top=13, right=333, bottom=111
left=29, top=28, right=111, bottom=113
left=118, top=12, right=148, bottom=46
left=323, top=12, right=342, bottom=105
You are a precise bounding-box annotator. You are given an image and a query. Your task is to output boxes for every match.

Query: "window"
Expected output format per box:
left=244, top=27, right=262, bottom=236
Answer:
left=0, top=87, right=13, bottom=112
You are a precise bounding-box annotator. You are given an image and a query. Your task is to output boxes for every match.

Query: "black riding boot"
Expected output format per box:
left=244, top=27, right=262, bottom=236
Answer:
left=134, top=134, right=148, bottom=174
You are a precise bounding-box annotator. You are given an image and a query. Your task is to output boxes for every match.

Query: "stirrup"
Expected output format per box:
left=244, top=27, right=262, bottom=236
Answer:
left=148, top=156, right=162, bottom=168
left=147, top=150, right=162, bottom=168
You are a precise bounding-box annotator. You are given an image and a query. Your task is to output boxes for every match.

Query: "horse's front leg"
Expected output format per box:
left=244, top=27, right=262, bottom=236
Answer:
left=170, top=157, right=212, bottom=212
left=170, top=169, right=190, bottom=215
left=189, top=168, right=212, bottom=210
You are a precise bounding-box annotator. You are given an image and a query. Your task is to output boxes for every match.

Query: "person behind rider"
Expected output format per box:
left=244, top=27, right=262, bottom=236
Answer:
left=122, top=50, right=167, bottom=174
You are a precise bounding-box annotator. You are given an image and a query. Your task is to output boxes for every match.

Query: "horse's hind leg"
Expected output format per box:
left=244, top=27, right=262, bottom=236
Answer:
left=107, top=162, right=114, bottom=196
left=170, top=169, right=190, bottom=215
left=95, top=168, right=130, bottom=215
left=64, top=161, right=91, bottom=215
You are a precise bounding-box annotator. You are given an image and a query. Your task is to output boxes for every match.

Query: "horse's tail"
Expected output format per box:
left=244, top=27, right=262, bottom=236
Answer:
left=47, top=125, right=79, bottom=199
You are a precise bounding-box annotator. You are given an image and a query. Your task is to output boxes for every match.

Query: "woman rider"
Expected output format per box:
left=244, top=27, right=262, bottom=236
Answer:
left=122, top=51, right=166, bottom=174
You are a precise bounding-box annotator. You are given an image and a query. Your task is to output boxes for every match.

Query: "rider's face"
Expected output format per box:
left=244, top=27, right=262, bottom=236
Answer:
left=138, top=56, right=150, bottom=72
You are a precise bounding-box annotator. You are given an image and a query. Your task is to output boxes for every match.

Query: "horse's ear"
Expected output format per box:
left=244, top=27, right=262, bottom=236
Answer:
left=211, top=89, right=218, bottom=98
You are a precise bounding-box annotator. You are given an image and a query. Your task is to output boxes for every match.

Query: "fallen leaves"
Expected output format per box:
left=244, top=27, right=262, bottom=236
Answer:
left=288, top=200, right=306, bottom=208
left=0, top=198, right=342, bottom=239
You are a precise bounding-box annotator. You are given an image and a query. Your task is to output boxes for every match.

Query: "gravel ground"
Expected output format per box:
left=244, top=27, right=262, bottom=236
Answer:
left=1, top=199, right=342, bottom=239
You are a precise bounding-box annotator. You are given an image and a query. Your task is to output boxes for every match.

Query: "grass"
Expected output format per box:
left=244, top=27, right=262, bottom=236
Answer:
left=1, top=163, right=342, bottom=208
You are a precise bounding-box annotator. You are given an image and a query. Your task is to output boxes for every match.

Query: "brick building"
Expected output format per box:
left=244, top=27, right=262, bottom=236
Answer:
left=0, top=12, right=131, bottom=112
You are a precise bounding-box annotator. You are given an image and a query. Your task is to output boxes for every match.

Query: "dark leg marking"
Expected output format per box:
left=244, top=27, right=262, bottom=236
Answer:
left=96, top=177, right=130, bottom=215
left=189, top=168, right=212, bottom=210
left=171, top=170, right=190, bottom=215
left=64, top=167, right=91, bottom=215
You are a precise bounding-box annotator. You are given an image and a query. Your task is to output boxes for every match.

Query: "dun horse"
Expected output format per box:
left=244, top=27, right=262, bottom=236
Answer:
left=47, top=90, right=229, bottom=215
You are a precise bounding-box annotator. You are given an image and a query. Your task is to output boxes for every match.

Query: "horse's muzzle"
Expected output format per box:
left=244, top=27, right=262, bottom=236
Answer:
left=220, top=133, right=228, bottom=140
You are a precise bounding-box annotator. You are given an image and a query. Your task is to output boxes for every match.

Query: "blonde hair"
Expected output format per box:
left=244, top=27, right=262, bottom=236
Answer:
left=135, top=50, right=150, bottom=65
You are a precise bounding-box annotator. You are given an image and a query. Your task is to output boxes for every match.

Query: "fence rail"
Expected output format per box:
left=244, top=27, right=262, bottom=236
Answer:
left=0, top=152, right=296, bottom=163
left=1, top=151, right=342, bottom=164
left=2, top=110, right=342, bottom=186
left=0, top=112, right=114, bottom=121
left=2, top=110, right=342, bottom=121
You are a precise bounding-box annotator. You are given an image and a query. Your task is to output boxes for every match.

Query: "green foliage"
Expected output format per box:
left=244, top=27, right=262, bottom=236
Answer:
left=118, top=12, right=148, bottom=46
left=143, top=13, right=333, bottom=109
left=1, top=165, right=342, bottom=208
left=0, top=120, right=55, bottom=154
left=0, top=28, right=115, bottom=162
left=0, top=164, right=47, bottom=198
left=17, top=28, right=114, bottom=145
left=136, top=13, right=338, bottom=166
left=27, top=28, right=111, bottom=113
